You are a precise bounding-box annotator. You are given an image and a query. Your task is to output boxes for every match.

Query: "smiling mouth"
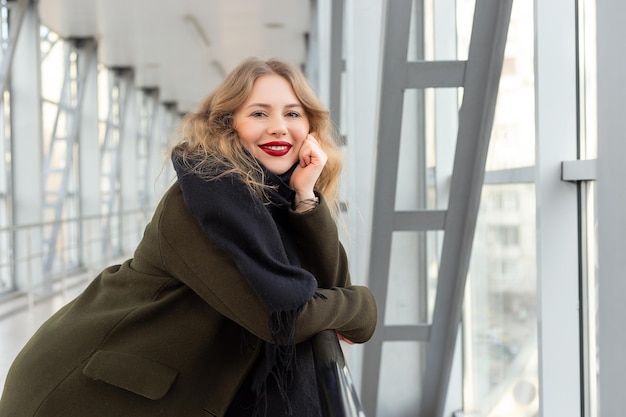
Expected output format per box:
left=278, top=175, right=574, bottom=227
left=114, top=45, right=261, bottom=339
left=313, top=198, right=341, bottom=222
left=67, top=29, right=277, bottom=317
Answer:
left=259, top=142, right=292, bottom=157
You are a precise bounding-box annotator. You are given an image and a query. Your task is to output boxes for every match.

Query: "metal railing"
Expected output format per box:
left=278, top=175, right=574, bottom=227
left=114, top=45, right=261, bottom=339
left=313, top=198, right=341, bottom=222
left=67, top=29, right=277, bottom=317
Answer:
left=0, top=208, right=152, bottom=316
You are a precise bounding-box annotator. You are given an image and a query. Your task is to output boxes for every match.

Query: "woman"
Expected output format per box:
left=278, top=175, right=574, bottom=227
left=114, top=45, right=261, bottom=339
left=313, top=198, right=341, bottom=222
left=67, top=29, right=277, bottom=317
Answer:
left=0, top=58, right=377, bottom=417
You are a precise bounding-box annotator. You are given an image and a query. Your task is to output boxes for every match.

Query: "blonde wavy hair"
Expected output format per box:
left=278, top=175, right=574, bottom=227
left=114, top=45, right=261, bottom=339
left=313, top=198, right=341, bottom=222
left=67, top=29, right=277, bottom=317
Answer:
left=171, top=57, right=343, bottom=213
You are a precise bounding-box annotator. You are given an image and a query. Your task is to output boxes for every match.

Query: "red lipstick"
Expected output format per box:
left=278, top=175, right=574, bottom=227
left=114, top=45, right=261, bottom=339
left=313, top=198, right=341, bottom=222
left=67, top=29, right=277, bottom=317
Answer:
left=259, top=141, right=292, bottom=157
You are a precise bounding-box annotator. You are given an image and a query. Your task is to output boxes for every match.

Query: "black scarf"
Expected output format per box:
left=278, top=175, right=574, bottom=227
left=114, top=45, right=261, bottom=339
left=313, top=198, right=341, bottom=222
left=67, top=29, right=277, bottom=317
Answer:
left=172, top=153, right=319, bottom=415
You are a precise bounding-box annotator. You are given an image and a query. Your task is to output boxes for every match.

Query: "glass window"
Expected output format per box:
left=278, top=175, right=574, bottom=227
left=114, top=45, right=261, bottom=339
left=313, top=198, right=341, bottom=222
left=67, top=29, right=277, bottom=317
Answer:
left=458, top=0, right=535, bottom=171
left=465, top=184, right=538, bottom=416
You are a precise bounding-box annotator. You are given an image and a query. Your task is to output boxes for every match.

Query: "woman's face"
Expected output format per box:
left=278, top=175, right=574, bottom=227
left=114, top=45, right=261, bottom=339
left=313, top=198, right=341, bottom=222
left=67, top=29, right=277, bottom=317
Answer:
left=233, top=74, right=310, bottom=175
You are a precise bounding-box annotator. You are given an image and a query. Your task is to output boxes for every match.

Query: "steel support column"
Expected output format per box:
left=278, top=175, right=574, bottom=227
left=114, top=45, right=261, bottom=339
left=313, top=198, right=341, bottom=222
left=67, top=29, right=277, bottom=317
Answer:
left=136, top=87, right=159, bottom=216
left=360, top=1, right=513, bottom=415
left=419, top=2, right=513, bottom=415
left=119, top=71, right=140, bottom=252
left=597, top=0, right=626, bottom=415
left=100, top=68, right=133, bottom=257
left=77, top=37, right=100, bottom=271
left=328, top=0, right=344, bottom=134
left=534, top=0, right=581, bottom=415
left=0, top=0, right=29, bottom=94
left=147, top=100, right=167, bottom=206
left=41, top=38, right=96, bottom=274
left=11, top=0, right=44, bottom=290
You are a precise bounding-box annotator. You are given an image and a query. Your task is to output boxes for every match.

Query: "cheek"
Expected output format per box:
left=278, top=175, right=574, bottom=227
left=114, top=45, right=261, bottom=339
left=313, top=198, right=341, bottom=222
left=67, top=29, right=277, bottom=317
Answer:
left=292, top=122, right=310, bottom=141
left=235, top=134, right=257, bottom=156
left=234, top=123, right=256, bottom=145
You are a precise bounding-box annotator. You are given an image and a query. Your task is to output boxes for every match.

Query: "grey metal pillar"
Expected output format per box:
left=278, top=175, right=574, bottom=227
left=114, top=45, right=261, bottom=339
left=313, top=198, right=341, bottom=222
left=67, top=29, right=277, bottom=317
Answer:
left=597, top=0, right=626, bottom=415
left=360, top=1, right=513, bottom=416
left=147, top=101, right=165, bottom=205
left=154, top=102, right=178, bottom=193
left=100, top=68, right=133, bottom=257
left=0, top=0, right=29, bottom=94
left=433, top=2, right=463, bottom=411
left=11, top=0, right=44, bottom=290
left=535, top=0, right=581, bottom=415
left=136, top=87, right=158, bottom=215
left=0, top=0, right=30, bottom=292
left=119, top=73, right=140, bottom=252
left=328, top=0, right=344, bottom=132
left=41, top=38, right=96, bottom=274
left=77, top=38, right=100, bottom=269
left=306, top=0, right=320, bottom=95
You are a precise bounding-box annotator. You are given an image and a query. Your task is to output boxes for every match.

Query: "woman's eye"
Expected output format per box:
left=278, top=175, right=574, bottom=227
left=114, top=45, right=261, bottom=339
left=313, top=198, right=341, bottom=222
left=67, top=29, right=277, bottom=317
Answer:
left=285, top=111, right=301, bottom=118
left=250, top=111, right=266, bottom=117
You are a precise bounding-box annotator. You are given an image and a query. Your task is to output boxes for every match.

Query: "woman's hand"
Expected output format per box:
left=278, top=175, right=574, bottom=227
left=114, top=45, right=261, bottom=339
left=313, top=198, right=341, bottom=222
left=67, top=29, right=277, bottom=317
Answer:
left=290, top=133, right=327, bottom=208
left=336, top=331, right=354, bottom=345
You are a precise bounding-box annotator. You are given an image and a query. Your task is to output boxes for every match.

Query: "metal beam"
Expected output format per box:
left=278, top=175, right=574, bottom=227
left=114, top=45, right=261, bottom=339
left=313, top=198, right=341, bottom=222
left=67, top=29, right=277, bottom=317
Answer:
left=383, top=325, right=431, bottom=342
left=77, top=36, right=100, bottom=268
left=119, top=70, right=141, bottom=252
left=484, top=166, right=535, bottom=184
left=100, top=68, right=133, bottom=255
left=394, top=210, right=446, bottom=231
left=11, top=0, right=44, bottom=291
left=406, top=61, right=466, bottom=89
left=597, top=0, right=626, bottom=415
left=358, top=0, right=513, bottom=415
left=0, top=0, right=29, bottom=95
left=534, top=1, right=582, bottom=414
left=42, top=38, right=96, bottom=273
left=360, top=1, right=413, bottom=412
left=136, top=88, right=159, bottom=213
left=418, top=1, right=513, bottom=416
left=329, top=0, right=344, bottom=130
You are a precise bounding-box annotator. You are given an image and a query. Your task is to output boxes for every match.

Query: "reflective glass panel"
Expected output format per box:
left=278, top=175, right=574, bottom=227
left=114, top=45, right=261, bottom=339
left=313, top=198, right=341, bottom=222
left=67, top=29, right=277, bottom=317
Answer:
left=464, top=184, right=538, bottom=416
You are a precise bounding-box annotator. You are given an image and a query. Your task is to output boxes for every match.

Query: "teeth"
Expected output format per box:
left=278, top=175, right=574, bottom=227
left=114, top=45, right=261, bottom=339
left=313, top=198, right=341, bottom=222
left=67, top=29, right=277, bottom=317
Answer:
left=263, top=145, right=289, bottom=150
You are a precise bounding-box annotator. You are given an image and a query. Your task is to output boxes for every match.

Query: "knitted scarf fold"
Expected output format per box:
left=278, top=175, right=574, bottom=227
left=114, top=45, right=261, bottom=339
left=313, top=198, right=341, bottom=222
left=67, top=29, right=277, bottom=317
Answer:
left=172, top=153, right=318, bottom=415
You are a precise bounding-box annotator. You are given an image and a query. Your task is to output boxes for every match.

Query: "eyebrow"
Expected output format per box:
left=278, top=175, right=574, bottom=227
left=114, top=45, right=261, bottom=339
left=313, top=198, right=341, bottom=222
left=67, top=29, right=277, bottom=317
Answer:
left=244, top=103, right=303, bottom=110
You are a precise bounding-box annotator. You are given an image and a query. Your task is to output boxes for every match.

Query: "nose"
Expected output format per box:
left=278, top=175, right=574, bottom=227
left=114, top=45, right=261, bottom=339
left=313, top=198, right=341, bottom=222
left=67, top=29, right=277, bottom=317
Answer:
left=268, top=117, right=288, bottom=136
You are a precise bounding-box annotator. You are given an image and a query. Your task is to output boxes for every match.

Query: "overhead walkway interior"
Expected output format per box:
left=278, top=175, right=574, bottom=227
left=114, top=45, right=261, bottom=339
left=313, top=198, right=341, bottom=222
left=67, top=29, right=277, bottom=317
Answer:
left=1, top=0, right=625, bottom=416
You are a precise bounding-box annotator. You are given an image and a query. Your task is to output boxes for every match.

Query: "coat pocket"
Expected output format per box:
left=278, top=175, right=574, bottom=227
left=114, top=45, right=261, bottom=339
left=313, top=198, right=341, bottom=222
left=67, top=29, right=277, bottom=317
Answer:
left=82, top=350, right=178, bottom=400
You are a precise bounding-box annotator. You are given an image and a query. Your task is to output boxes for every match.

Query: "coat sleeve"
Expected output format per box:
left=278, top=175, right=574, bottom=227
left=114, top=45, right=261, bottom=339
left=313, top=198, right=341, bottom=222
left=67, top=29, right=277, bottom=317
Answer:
left=157, top=185, right=377, bottom=344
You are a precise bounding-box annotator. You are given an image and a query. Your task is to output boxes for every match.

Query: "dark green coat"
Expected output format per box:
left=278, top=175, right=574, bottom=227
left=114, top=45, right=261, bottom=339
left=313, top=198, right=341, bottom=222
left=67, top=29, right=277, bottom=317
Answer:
left=0, top=184, right=377, bottom=417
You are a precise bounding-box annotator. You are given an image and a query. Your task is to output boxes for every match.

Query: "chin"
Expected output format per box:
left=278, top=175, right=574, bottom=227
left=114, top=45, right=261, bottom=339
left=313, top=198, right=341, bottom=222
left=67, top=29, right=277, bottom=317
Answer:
left=261, top=159, right=297, bottom=175
left=266, top=166, right=289, bottom=175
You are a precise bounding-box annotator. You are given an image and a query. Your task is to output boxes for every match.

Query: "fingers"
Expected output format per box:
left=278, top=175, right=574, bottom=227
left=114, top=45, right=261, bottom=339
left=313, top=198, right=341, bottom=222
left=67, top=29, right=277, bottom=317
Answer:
left=336, top=331, right=355, bottom=345
left=299, top=146, right=311, bottom=167
left=290, top=134, right=327, bottom=196
left=298, top=134, right=326, bottom=168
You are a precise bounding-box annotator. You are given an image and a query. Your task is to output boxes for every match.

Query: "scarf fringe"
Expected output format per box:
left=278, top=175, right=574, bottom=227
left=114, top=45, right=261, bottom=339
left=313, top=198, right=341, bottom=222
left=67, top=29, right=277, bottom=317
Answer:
left=251, top=308, right=303, bottom=417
